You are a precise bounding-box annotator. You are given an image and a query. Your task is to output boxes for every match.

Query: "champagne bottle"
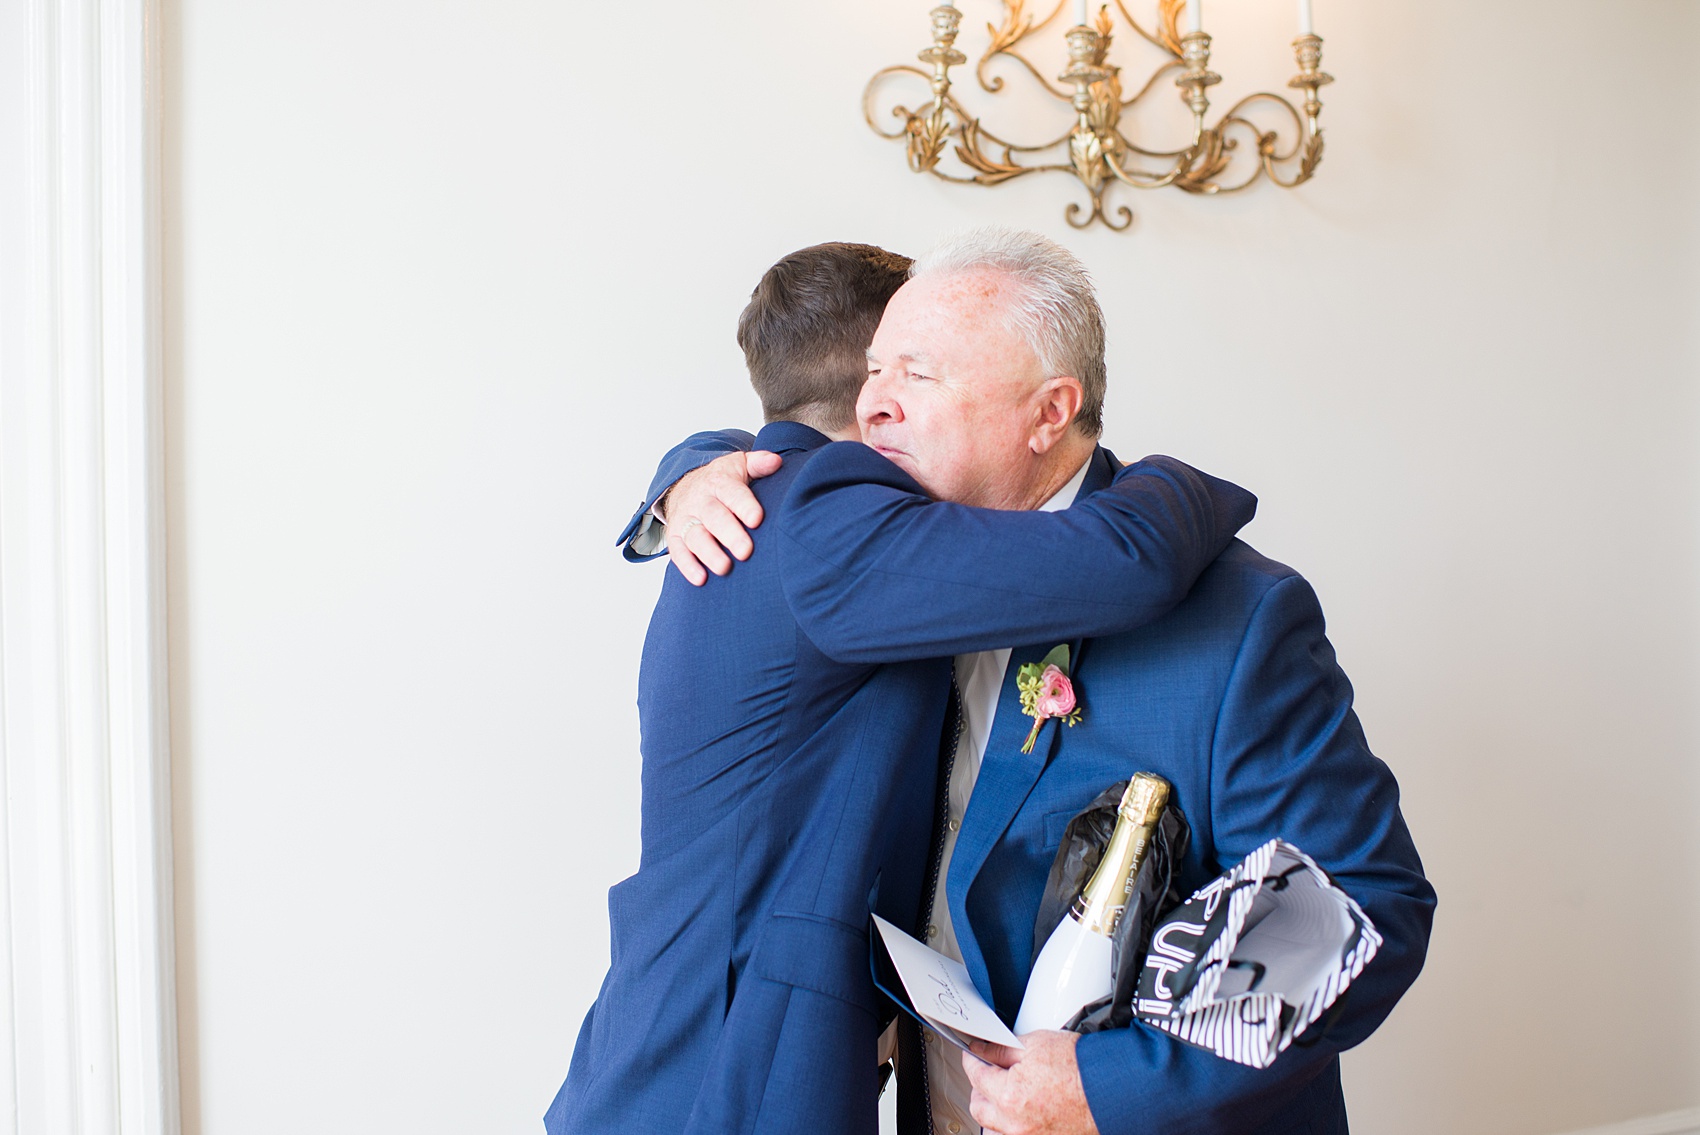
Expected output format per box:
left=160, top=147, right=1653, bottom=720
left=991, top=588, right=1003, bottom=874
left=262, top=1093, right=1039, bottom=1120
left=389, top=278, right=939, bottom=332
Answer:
left=1013, top=773, right=1170, bottom=1034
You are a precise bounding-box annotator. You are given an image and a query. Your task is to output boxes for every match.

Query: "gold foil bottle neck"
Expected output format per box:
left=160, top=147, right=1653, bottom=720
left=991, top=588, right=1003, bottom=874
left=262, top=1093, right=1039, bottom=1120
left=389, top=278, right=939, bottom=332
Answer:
left=1118, top=773, right=1169, bottom=827
left=1071, top=772, right=1172, bottom=937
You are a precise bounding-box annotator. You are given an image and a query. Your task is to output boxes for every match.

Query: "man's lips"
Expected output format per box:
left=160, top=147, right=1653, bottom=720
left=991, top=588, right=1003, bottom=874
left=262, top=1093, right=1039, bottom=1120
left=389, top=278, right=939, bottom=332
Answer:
left=869, top=442, right=908, bottom=460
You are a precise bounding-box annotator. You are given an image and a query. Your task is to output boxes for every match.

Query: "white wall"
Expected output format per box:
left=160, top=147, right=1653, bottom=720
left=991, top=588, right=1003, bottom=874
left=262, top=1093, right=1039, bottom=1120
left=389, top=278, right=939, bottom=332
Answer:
left=162, top=1, right=1700, bottom=1133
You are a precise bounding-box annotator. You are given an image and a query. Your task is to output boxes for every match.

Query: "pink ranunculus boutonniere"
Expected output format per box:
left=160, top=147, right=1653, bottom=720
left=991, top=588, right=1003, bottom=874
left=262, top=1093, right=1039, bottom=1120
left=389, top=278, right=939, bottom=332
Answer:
left=1016, top=644, right=1084, bottom=754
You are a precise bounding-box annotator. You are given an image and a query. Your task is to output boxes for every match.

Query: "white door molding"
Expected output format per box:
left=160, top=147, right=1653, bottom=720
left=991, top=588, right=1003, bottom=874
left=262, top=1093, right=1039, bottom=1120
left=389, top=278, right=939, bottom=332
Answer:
left=0, top=1, right=178, bottom=1133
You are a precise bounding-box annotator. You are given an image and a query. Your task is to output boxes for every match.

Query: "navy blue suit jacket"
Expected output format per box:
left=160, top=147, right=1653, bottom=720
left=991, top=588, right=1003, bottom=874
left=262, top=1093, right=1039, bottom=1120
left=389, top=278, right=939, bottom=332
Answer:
left=781, top=446, right=1437, bottom=1135
left=548, top=424, right=1256, bottom=1135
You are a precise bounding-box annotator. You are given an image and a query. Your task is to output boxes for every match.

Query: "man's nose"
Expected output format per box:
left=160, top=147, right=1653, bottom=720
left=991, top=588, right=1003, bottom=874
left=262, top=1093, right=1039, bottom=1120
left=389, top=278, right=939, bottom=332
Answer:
left=857, top=370, right=902, bottom=426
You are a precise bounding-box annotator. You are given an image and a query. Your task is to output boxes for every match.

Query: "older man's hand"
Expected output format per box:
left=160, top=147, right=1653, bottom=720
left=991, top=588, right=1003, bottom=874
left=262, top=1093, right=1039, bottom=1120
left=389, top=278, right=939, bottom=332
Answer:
left=660, top=450, right=783, bottom=585
left=963, top=1031, right=1099, bottom=1135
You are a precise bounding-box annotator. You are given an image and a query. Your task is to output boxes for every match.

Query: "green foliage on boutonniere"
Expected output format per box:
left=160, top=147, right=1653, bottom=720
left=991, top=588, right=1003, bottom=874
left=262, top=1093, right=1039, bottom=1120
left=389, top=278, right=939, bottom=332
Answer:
left=1016, top=644, right=1083, bottom=754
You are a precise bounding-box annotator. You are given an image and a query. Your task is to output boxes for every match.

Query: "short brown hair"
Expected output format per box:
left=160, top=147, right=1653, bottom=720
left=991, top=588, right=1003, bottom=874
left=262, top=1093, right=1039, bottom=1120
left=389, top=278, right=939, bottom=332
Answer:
left=736, top=243, right=912, bottom=432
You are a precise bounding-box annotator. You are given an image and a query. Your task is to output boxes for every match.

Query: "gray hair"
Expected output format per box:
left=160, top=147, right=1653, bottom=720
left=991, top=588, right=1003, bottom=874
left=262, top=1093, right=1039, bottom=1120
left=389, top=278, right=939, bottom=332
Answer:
left=908, top=227, right=1106, bottom=438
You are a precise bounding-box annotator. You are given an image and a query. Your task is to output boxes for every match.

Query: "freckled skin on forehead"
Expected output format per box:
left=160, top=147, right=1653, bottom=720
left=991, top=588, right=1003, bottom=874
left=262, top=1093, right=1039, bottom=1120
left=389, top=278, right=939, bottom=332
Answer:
left=858, top=269, right=1055, bottom=509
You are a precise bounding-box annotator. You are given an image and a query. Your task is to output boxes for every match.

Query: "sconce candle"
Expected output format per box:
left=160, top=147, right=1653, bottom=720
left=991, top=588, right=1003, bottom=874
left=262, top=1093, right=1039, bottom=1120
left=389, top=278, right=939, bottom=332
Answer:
left=1074, top=0, right=1087, bottom=25
left=1299, top=0, right=1314, bottom=35
left=1188, top=0, right=1203, bottom=34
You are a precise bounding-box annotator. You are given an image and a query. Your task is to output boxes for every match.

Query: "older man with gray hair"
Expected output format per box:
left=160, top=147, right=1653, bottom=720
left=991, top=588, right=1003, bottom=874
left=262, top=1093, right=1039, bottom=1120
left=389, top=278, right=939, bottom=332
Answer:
left=636, top=228, right=1434, bottom=1135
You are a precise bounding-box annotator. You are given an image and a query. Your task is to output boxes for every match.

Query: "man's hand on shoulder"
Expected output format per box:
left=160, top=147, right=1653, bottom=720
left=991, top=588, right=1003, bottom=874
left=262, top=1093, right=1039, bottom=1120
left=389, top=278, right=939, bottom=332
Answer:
left=661, top=450, right=783, bottom=586
left=964, top=1031, right=1098, bottom=1135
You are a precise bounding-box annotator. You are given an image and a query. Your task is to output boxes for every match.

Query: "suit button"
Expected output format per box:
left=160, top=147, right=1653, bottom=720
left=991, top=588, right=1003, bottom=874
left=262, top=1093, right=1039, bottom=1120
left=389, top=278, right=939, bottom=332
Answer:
left=926, top=924, right=938, bottom=939
left=948, top=1123, right=963, bottom=1133
left=948, top=818, right=960, bottom=832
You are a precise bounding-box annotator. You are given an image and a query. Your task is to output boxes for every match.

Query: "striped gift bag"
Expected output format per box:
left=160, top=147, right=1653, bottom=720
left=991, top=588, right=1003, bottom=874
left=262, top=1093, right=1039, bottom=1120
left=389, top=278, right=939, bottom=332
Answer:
left=1131, top=840, right=1380, bottom=1069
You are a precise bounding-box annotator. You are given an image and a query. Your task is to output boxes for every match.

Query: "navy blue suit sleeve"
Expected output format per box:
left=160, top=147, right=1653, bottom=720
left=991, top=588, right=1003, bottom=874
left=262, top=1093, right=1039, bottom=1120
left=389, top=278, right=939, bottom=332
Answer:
left=615, top=428, right=755, bottom=562
left=775, top=442, right=1257, bottom=662
left=1074, top=574, right=1436, bottom=1135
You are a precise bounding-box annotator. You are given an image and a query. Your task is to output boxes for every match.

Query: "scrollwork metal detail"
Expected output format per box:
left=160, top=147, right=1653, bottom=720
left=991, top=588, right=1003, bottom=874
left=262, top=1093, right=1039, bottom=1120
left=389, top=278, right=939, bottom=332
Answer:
left=863, top=2, right=1332, bottom=230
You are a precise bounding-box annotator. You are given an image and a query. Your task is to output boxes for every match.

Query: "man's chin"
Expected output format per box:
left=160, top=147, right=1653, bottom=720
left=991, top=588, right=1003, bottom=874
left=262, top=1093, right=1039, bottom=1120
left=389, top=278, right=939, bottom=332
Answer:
left=869, top=447, right=944, bottom=496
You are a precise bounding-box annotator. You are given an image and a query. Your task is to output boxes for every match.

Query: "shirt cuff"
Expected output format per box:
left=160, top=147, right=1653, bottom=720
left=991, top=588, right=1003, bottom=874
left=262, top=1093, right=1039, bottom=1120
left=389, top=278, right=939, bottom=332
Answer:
left=628, top=509, right=666, bottom=558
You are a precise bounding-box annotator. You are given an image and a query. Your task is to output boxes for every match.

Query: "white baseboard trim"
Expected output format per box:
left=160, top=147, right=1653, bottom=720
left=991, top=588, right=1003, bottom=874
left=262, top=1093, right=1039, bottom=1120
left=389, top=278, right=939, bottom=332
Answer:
left=1554, top=1108, right=1700, bottom=1135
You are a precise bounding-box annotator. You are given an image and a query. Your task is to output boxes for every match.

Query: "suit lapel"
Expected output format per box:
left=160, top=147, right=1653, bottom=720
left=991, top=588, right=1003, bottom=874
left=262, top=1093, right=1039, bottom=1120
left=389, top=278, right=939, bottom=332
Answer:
left=947, top=637, right=1085, bottom=1002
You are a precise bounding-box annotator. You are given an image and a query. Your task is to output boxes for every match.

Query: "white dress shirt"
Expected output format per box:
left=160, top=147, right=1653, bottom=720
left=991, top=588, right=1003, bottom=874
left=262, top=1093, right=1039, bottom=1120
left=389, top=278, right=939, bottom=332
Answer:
left=920, top=457, right=1091, bottom=1135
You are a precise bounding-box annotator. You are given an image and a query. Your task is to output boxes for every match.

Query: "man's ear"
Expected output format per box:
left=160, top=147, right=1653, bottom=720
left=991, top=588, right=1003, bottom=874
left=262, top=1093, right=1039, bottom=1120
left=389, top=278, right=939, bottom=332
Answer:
left=1029, top=377, right=1085, bottom=454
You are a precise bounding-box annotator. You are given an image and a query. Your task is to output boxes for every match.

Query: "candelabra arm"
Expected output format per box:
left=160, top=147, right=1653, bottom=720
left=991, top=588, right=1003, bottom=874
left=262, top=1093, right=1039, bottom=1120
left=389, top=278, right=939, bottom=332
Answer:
left=1103, top=147, right=1191, bottom=191
left=1174, top=31, right=1221, bottom=141
left=905, top=5, right=969, bottom=173
left=1268, top=33, right=1331, bottom=186
left=1287, top=34, right=1332, bottom=133
left=1058, top=24, right=1112, bottom=194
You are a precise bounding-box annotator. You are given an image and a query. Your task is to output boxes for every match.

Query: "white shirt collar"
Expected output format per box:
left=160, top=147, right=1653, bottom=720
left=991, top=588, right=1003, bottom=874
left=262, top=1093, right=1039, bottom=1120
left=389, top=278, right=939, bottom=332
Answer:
left=1038, top=454, right=1093, bottom=513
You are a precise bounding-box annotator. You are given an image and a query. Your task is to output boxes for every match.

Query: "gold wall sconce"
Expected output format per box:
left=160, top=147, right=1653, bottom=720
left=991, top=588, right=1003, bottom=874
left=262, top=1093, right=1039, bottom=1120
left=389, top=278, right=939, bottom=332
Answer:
left=863, top=0, right=1333, bottom=230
